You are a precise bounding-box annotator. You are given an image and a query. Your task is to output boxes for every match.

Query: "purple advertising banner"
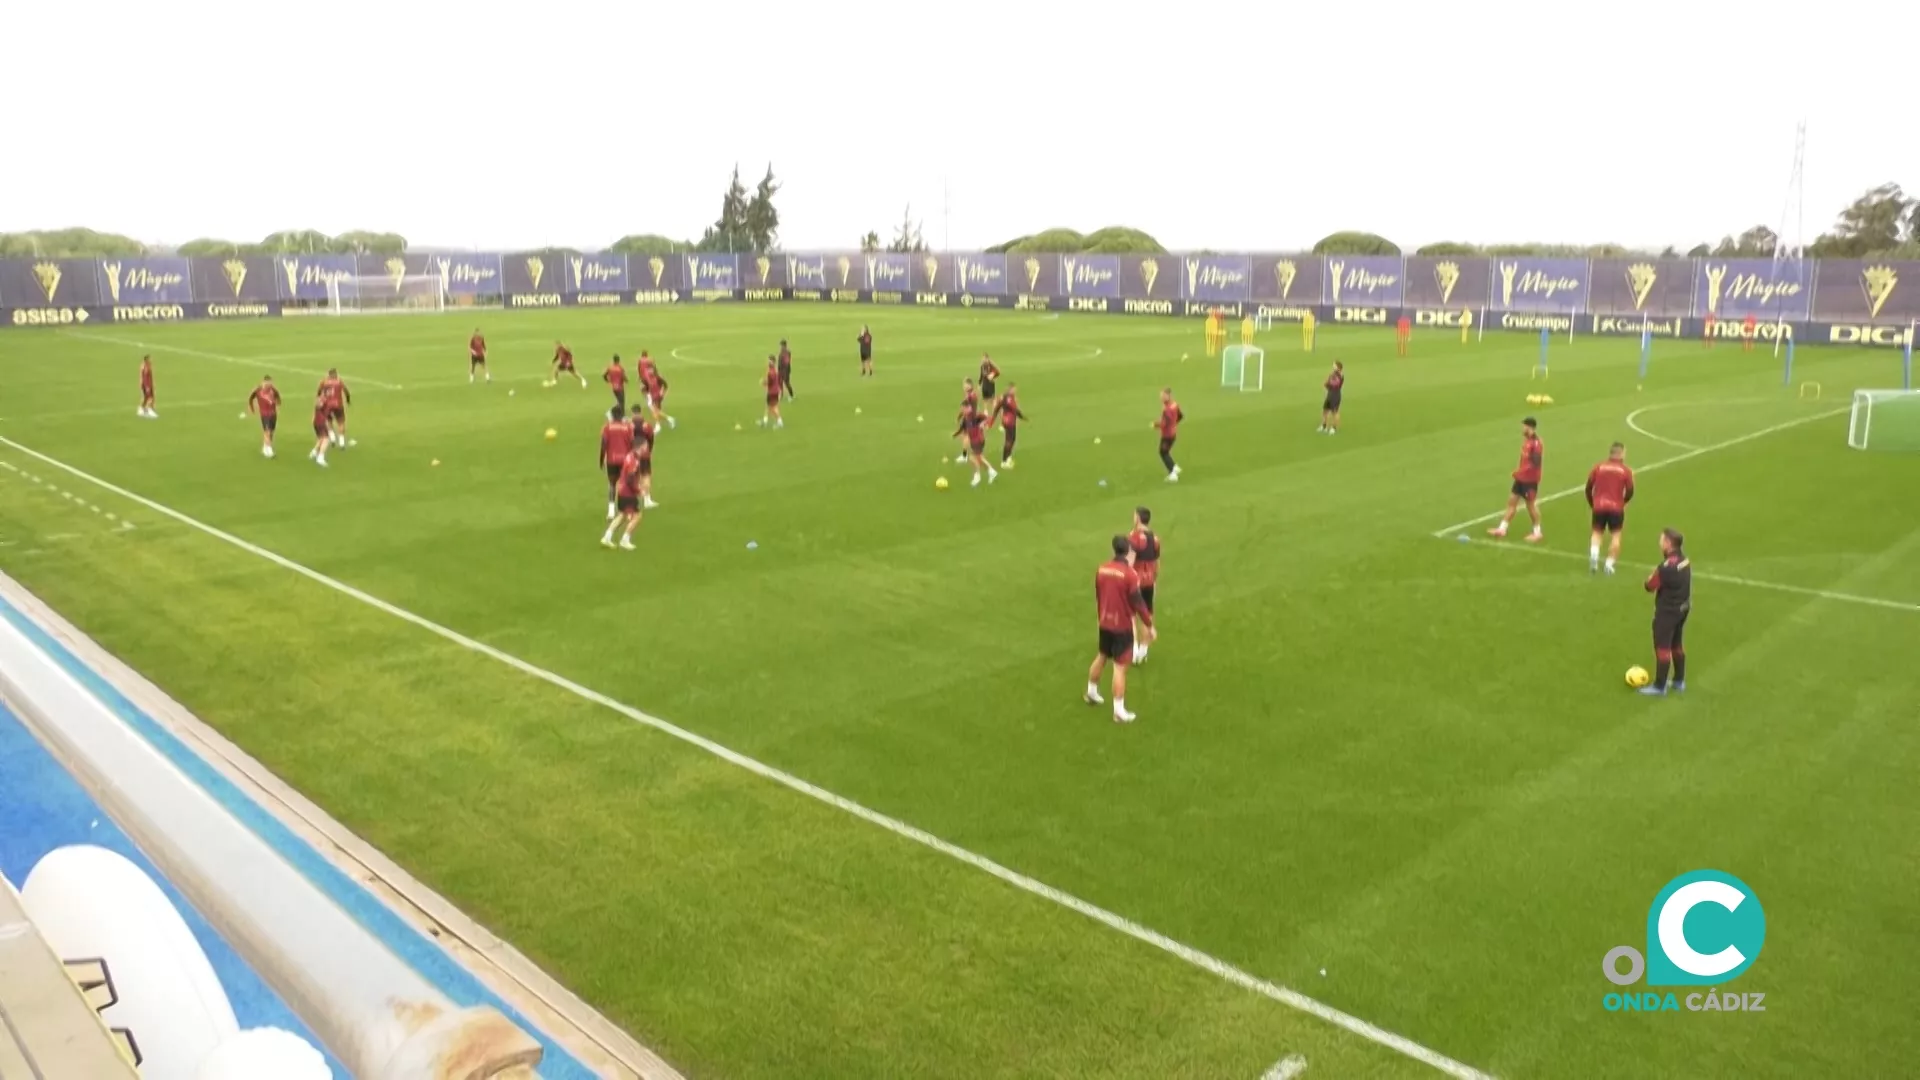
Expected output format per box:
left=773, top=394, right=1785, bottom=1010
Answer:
left=98, top=257, right=193, bottom=305
left=274, top=255, right=357, bottom=301
left=786, top=254, right=831, bottom=292
left=1588, top=258, right=1695, bottom=317
left=568, top=252, right=629, bottom=293
left=502, top=252, right=566, bottom=298
left=911, top=253, right=951, bottom=294
left=1696, top=259, right=1811, bottom=321
left=1404, top=256, right=1490, bottom=309
left=351, top=253, right=432, bottom=299
left=743, top=253, right=784, bottom=290
left=622, top=253, right=678, bottom=293
left=866, top=252, right=912, bottom=292
left=432, top=253, right=503, bottom=296
left=190, top=255, right=278, bottom=303
left=823, top=253, right=865, bottom=292
left=0, top=258, right=103, bottom=308
left=1250, top=255, right=1324, bottom=305
left=953, top=253, right=1007, bottom=295
left=1181, top=255, right=1252, bottom=302
left=1060, top=254, right=1121, bottom=298
left=1492, top=257, right=1588, bottom=311
left=1120, top=254, right=1178, bottom=303
left=1012, top=253, right=1059, bottom=299
left=1812, top=260, right=1920, bottom=324
left=684, top=253, right=738, bottom=292
left=1322, top=255, right=1403, bottom=307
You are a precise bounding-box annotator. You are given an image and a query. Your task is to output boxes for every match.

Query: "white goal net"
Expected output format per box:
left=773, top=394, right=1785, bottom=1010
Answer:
left=1221, top=345, right=1264, bottom=392
left=327, top=274, right=446, bottom=315
left=1847, top=389, right=1920, bottom=451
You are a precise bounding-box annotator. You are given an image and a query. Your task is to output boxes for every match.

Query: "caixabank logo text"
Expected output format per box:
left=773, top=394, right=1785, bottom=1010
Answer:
left=1602, top=870, right=1766, bottom=1014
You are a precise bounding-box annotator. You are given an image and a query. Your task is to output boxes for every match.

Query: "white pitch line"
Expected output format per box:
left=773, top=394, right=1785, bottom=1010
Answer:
left=0, top=433, right=1493, bottom=1080
left=1262, top=1054, right=1309, bottom=1080
left=1430, top=406, right=1848, bottom=538
left=61, top=332, right=403, bottom=391
left=1455, top=537, right=1920, bottom=613
left=1622, top=405, right=1699, bottom=451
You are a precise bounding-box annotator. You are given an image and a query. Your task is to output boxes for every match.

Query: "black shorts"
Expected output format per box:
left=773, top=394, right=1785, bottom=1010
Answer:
left=1323, top=392, right=1342, bottom=412
left=1139, top=585, right=1156, bottom=612
left=612, top=388, right=627, bottom=408
left=261, top=415, right=277, bottom=432
left=859, top=347, right=872, bottom=361
left=981, top=379, right=996, bottom=398
left=312, top=420, right=329, bottom=437
left=606, top=464, right=622, bottom=485
left=1652, top=610, right=1689, bottom=650
left=1159, top=436, right=1175, bottom=455
left=327, top=406, right=344, bottom=423
left=1098, top=628, right=1135, bottom=663
left=1511, top=480, right=1539, bottom=499
left=638, top=458, right=653, bottom=476
left=470, top=354, right=485, bottom=366
left=967, top=440, right=985, bottom=457
left=616, top=494, right=640, bottom=514
left=1591, top=510, right=1625, bottom=532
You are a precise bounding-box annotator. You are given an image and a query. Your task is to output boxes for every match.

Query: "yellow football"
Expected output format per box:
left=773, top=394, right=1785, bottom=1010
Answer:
left=544, top=428, right=558, bottom=441
left=934, top=476, right=949, bottom=490
left=1625, top=666, right=1651, bottom=689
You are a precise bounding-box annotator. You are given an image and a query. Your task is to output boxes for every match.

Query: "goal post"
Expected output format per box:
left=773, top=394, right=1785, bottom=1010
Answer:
left=1222, top=345, right=1264, bottom=392
left=1847, top=389, right=1920, bottom=451
left=327, top=274, right=446, bottom=315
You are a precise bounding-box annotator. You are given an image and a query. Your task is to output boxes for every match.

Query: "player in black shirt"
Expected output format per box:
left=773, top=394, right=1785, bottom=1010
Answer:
left=1640, top=527, right=1692, bottom=695
left=857, top=326, right=874, bottom=377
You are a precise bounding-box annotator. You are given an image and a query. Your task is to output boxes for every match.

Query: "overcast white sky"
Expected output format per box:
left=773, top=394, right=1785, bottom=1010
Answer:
left=7, top=0, right=1913, bottom=253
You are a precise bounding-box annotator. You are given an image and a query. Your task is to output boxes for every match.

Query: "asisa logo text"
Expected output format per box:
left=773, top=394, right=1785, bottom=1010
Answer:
left=1601, top=870, right=1766, bottom=1014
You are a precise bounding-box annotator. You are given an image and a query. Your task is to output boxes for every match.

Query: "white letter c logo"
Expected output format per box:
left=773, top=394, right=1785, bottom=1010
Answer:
left=1658, top=880, right=1747, bottom=978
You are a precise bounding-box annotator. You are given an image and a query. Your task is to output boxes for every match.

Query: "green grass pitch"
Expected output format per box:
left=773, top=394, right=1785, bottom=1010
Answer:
left=1, top=307, right=1916, bottom=1079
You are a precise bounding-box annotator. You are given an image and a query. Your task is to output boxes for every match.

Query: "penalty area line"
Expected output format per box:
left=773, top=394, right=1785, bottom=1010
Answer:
left=1429, top=406, right=1847, bottom=538
left=0, top=432, right=1496, bottom=1080
left=1454, top=537, right=1920, bottom=614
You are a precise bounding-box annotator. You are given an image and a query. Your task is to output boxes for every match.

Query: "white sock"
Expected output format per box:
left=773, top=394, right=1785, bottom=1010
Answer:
left=1605, top=556, right=1616, bottom=570
left=1590, top=543, right=1600, bottom=563
left=1085, top=682, right=1101, bottom=701
left=1113, top=697, right=1126, bottom=714
left=1530, top=525, right=1542, bottom=536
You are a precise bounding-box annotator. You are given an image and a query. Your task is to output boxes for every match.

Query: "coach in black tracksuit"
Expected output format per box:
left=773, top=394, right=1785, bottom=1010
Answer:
left=1642, top=527, right=1692, bottom=695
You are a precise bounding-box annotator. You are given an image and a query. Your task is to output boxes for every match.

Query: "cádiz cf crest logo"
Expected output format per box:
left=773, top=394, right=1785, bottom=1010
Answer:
left=757, top=255, right=772, bottom=284
left=1498, top=261, right=1519, bottom=307
left=281, top=258, right=301, bottom=295
left=1434, top=261, right=1460, bottom=305
left=837, top=255, right=852, bottom=286
left=102, top=262, right=124, bottom=302
left=526, top=256, right=546, bottom=290
left=1862, top=265, right=1898, bottom=318
left=1275, top=259, right=1296, bottom=300
left=32, top=261, right=62, bottom=302
left=223, top=259, right=248, bottom=297
left=649, top=256, right=666, bottom=287
left=1184, top=258, right=1200, bottom=297
left=570, top=256, right=585, bottom=289
left=386, top=257, right=408, bottom=293
left=1024, top=257, right=1041, bottom=292
left=1139, top=257, right=1160, bottom=296
left=924, top=255, right=940, bottom=288
left=1627, top=263, right=1658, bottom=311
left=1326, top=260, right=1346, bottom=303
